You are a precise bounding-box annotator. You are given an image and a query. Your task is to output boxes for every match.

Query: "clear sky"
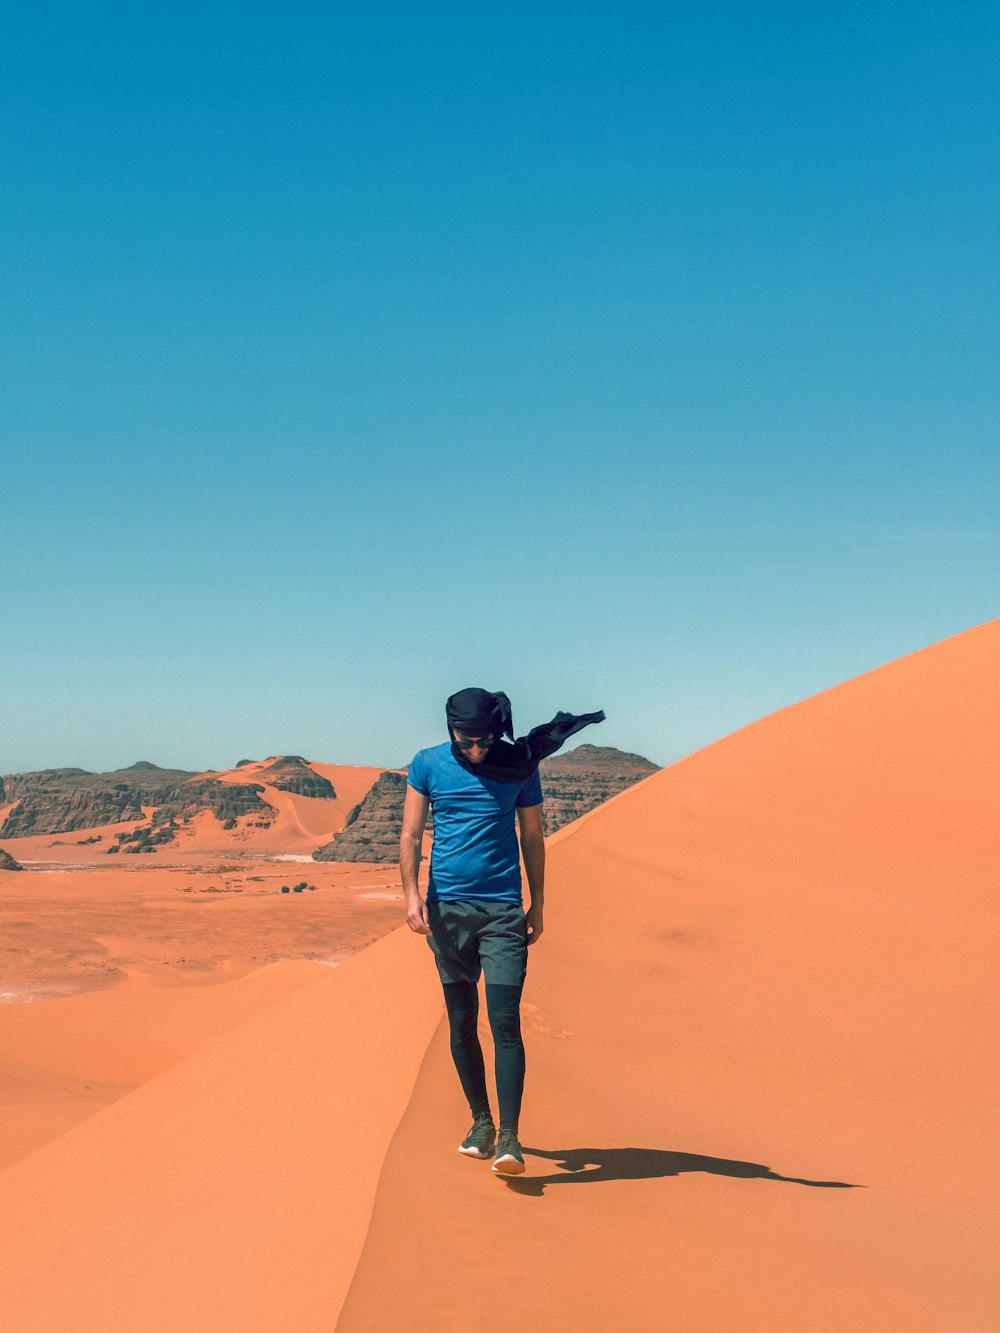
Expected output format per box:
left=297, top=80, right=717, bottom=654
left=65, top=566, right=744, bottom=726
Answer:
left=2, top=2, right=997, bottom=775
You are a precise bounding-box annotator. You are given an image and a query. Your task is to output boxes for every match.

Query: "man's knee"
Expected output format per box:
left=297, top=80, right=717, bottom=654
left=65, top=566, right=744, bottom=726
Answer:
left=485, top=983, right=523, bottom=1044
left=444, top=980, right=480, bottom=1040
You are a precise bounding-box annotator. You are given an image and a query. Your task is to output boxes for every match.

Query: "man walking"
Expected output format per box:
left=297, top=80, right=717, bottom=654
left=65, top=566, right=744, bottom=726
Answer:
left=401, top=687, right=604, bottom=1176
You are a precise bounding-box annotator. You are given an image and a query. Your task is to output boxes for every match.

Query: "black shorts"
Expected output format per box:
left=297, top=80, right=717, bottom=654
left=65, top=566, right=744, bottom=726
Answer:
left=426, top=898, right=528, bottom=988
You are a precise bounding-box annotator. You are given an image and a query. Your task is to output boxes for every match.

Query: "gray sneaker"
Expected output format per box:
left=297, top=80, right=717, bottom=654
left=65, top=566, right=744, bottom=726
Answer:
left=492, top=1128, right=525, bottom=1175
left=458, top=1114, right=496, bottom=1159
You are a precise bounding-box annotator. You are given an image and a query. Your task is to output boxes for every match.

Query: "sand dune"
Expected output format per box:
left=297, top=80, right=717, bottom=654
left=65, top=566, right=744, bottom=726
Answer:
left=1, top=622, right=996, bottom=1331
left=0, top=961, right=329, bottom=1170
left=338, top=620, right=999, bottom=1331
left=204, top=761, right=387, bottom=854
left=0, top=930, right=441, bottom=1332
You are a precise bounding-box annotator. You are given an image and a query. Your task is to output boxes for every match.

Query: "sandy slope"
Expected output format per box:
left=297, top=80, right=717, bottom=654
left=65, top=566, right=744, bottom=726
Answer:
left=0, top=857, right=407, bottom=1171
left=0, top=622, right=996, bottom=1332
left=0, top=961, right=328, bottom=1169
left=205, top=761, right=388, bottom=854
left=0, top=929, right=441, bottom=1332
left=337, top=620, right=1000, bottom=1332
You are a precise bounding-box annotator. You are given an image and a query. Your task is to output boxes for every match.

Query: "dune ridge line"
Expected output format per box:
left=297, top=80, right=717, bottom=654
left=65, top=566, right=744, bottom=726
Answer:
left=0, top=926, right=443, bottom=1332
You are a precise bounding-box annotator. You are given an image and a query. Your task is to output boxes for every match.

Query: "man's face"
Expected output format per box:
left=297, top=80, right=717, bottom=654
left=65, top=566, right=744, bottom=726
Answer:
left=451, top=729, right=495, bottom=764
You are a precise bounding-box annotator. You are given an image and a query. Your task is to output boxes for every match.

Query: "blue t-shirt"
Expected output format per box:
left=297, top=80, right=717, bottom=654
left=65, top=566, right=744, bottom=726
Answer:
left=407, top=742, right=543, bottom=904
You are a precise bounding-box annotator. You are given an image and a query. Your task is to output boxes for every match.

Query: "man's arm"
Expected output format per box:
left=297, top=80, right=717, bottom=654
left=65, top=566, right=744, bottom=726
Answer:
left=400, top=785, right=431, bottom=934
left=517, top=803, right=545, bottom=945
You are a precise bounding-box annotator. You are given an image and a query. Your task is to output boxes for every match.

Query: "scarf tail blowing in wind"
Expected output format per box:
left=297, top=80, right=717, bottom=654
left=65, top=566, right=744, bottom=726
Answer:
left=445, top=688, right=606, bottom=783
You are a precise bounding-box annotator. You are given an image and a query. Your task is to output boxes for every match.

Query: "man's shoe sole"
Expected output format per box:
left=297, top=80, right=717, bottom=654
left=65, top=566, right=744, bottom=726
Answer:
left=492, top=1154, right=525, bottom=1175
left=458, top=1145, right=495, bottom=1159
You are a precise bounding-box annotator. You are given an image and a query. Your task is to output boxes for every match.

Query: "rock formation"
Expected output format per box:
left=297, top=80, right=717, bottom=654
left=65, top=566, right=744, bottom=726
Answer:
left=0, top=764, right=199, bottom=837
left=311, top=745, right=658, bottom=863
left=256, top=756, right=336, bottom=799
left=313, top=772, right=413, bottom=862
left=536, top=743, right=659, bottom=834
left=164, top=778, right=273, bottom=827
left=0, top=846, right=24, bottom=871
left=0, top=764, right=276, bottom=845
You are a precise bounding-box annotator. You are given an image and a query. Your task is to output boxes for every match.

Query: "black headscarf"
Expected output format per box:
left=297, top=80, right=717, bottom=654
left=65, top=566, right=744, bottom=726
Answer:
left=445, top=687, right=606, bottom=783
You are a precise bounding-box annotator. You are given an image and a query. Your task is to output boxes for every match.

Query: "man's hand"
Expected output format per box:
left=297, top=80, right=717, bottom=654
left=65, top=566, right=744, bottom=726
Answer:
left=406, top=892, right=432, bottom=935
left=525, top=902, right=544, bottom=946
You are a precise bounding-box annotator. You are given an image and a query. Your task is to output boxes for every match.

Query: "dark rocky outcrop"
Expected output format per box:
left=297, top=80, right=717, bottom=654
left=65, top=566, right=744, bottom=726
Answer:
left=0, top=765, right=199, bottom=837
left=0, top=764, right=275, bottom=846
left=0, top=846, right=24, bottom=871
left=256, top=756, right=336, bottom=799
left=536, top=744, right=659, bottom=834
left=153, top=779, right=273, bottom=830
left=313, top=771, right=413, bottom=863
left=311, top=745, right=659, bottom=863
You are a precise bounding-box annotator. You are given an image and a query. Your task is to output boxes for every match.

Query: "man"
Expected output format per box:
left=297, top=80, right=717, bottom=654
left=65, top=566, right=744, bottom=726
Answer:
left=401, top=687, right=604, bottom=1176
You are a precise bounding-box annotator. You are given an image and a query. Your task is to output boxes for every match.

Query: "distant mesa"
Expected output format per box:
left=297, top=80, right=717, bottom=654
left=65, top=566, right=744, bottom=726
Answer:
left=0, top=846, right=24, bottom=871
left=232, top=756, right=336, bottom=796
left=311, top=745, right=659, bottom=863
left=0, top=764, right=272, bottom=846
left=0, top=754, right=344, bottom=850
left=0, top=764, right=200, bottom=838
left=256, top=756, right=336, bottom=800
left=538, top=743, right=659, bottom=835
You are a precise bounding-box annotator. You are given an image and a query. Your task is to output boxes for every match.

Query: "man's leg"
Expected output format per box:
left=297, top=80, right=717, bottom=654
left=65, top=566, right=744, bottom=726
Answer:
left=427, top=900, right=491, bottom=1119
left=478, top=903, right=529, bottom=1135
left=477, top=904, right=528, bottom=1173
left=485, top=981, right=526, bottom=1131
left=441, top=979, right=490, bottom=1118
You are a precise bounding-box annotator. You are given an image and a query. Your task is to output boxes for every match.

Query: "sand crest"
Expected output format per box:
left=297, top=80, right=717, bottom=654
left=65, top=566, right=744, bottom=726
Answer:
left=338, top=621, right=1000, bottom=1331
left=0, top=928, right=441, bottom=1332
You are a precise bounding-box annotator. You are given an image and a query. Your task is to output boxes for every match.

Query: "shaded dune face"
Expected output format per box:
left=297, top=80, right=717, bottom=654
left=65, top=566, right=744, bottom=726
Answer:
left=337, top=621, right=999, bottom=1332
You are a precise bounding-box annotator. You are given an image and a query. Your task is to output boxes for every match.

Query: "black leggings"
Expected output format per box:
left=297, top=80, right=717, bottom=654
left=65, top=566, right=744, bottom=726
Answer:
left=442, top=980, right=525, bottom=1131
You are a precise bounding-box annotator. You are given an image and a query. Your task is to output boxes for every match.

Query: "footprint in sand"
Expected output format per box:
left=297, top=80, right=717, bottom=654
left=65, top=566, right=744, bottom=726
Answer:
left=520, top=1001, right=574, bottom=1039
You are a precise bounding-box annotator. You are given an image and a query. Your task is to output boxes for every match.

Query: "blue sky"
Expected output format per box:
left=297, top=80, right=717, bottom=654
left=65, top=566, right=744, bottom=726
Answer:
left=2, top=2, right=997, bottom=774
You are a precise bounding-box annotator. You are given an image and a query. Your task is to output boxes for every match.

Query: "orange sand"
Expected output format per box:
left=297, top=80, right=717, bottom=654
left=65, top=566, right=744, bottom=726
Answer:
left=1, top=622, right=997, bottom=1331
left=0, top=858, right=406, bottom=999
left=0, top=931, right=441, bottom=1331
left=0, top=858, right=406, bottom=1170
left=0, top=960, right=328, bottom=1169
left=340, top=620, right=1000, bottom=1331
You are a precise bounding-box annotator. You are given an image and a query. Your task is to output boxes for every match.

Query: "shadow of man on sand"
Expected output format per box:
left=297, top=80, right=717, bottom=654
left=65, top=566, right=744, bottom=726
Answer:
left=504, top=1147, right=861, bottom=1198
